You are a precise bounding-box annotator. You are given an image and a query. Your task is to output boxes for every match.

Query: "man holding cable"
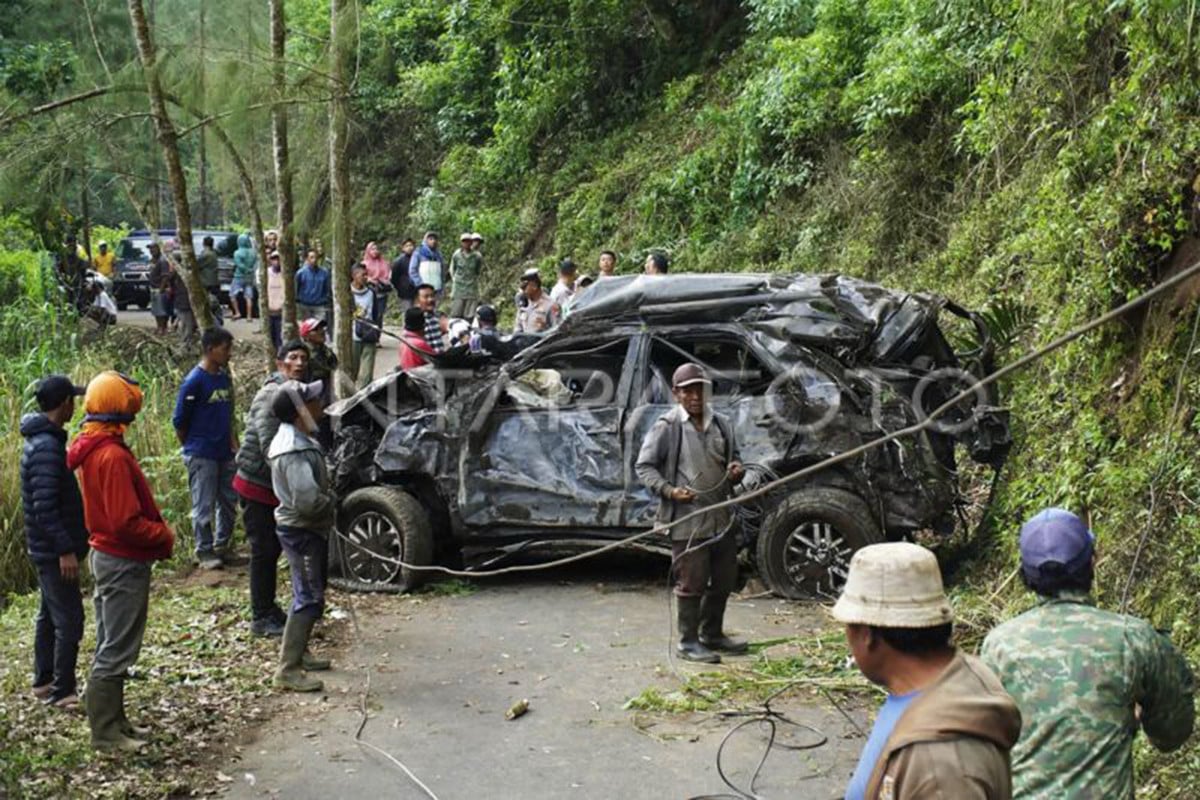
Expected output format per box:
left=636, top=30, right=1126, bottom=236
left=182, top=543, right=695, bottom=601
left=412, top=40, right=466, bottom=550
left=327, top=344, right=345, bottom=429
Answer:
left=636, top=363, right=747, bottom=663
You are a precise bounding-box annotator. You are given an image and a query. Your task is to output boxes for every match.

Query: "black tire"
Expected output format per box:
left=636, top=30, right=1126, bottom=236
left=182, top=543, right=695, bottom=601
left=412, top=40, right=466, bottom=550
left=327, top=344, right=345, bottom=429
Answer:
left=755, top=486, right=881, bottom=600
left=117, top=301, right=129, bottom=311
left=333, top=486, right=434, bottom=593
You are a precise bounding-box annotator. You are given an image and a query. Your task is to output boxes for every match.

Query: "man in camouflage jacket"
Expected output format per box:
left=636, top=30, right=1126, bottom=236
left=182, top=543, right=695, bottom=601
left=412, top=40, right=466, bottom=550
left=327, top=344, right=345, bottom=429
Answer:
left=981, top=508, right=1195, bottom=799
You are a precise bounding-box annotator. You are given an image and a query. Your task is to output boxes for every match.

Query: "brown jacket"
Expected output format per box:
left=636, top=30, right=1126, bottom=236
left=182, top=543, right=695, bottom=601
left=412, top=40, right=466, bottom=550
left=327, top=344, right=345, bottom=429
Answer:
left=865, top=651, right=1021, bottom=800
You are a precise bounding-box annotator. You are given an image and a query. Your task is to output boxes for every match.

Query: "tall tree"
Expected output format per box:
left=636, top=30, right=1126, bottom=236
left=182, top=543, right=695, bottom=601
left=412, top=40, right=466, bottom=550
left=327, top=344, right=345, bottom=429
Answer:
left=269, top=0, right=298, bottom=341
left=329, top=0, right=353, bottom=396
left=127, top=0, right=212, bottom=330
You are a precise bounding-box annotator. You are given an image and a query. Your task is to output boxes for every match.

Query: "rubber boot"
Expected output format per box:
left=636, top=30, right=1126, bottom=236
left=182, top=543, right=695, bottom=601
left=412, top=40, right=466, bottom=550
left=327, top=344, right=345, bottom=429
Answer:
left=273, top=614, right=324, bottom=692
left=116, top=679, right=151, bottom=739
left=86, top=678, right=146, bottom=752
left=699, top=593, right=749, bottom=654
left=676, top=596, right=720, bottom=664
left=302, top=649, right=331, bottom=672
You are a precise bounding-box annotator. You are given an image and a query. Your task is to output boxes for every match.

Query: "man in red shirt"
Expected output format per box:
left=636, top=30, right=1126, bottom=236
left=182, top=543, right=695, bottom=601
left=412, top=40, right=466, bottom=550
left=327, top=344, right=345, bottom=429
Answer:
left=399, top=306, right=435, bottom=370
left=67, top=372, right=174, bottom=752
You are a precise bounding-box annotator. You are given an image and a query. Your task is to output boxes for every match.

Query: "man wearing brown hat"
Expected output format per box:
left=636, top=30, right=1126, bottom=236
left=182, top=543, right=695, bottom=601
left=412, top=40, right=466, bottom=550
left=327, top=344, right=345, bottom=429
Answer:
left=636, top=363, right=746, bottom=663
left=834, top=542, right=1021, bottom=800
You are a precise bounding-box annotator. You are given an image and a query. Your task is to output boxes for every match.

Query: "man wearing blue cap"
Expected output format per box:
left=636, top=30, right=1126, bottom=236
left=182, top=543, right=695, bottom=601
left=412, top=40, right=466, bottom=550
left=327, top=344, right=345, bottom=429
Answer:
left=981, top=508, right=1195, bottom=799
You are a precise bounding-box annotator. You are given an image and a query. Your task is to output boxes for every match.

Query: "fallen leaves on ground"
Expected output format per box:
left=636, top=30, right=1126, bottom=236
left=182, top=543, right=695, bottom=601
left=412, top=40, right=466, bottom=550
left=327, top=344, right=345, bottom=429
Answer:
left=0, top=571, right=350, bottom=799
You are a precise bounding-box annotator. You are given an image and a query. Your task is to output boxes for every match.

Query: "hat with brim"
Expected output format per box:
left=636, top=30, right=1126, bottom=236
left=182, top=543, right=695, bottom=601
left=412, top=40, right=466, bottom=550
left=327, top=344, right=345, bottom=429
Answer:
left=830, top=542, right=954, bottom=628
left=470, top=232, right=484, bottom=242
left=460, top=232, right=471, bottom=241
left=35, top=374, right=87, bottom=411
left=672, top=363, right=711, bottom=389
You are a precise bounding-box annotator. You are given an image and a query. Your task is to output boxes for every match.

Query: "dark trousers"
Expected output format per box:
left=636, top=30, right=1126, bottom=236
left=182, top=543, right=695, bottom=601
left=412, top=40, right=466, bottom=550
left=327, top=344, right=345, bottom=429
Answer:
left=277, top=526, right=328, bottom=619
left=671, top=529, right=738, bottom=598
left=33, top=561, right=85, bottom=701
left=269, top=314, right=282, bottom=350
left=242, top=497, right=283, bottom=620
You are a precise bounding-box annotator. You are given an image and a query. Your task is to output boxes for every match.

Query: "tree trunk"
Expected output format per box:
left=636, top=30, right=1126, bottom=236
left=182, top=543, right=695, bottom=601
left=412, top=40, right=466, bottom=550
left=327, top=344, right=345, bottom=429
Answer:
left=197, top=0, right=208, bottom=227
left=127, top=0, right=212, bottom=330
left=329, top=0, right=354, bottom=397
left=270, top=0, right=298, bottom=342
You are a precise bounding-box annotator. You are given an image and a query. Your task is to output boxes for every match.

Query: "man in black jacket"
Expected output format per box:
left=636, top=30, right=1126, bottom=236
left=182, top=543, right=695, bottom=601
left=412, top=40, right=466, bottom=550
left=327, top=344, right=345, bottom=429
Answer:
left=20, top=374, right=89, bottom=708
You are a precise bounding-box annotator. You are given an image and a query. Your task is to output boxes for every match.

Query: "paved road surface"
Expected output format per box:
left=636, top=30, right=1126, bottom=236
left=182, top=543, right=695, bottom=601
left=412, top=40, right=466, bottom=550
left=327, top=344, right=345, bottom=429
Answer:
left=222, top=559, right=864, bottom=800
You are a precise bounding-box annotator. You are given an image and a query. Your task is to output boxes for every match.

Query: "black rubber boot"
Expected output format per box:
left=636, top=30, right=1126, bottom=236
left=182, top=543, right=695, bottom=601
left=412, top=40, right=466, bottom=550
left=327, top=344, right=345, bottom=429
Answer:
left=676, top=596, right=720, bottom=664
left=699, top=593, right=749, bottom=654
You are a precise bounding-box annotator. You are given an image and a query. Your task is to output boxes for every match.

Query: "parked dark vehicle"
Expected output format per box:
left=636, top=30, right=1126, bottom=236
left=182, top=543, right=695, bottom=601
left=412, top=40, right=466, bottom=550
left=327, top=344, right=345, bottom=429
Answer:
left=326, top=274, right=1011, bottom=598
left=113, top=229, right=239, bottom=310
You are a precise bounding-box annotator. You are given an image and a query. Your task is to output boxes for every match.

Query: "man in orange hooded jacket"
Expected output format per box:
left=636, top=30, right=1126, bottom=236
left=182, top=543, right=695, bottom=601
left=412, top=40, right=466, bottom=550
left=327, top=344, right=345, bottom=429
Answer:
left=66, top=371, right=174, bottom=752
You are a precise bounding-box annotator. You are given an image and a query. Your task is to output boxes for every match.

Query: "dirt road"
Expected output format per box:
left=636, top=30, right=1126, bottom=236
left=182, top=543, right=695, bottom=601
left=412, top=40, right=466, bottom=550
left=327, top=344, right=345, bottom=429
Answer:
left=221, top=557, right=864, bottom=800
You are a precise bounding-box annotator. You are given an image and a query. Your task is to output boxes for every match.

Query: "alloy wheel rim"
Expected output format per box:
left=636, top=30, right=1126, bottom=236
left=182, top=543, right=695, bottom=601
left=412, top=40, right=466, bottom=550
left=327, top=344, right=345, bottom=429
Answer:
left=782, top=520, right=852, bottom=598
left=345, top=511, right=403, bottom=584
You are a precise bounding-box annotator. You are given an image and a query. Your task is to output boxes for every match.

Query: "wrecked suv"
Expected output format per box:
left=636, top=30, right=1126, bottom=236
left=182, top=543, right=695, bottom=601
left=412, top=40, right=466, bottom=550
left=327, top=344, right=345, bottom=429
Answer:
left=326, top=273, right=1010, bottom=599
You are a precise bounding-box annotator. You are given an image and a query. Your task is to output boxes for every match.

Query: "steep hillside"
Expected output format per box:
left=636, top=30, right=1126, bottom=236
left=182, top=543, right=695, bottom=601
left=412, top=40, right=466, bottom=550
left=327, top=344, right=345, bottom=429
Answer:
left=350, top=1, right=1200, bottom=790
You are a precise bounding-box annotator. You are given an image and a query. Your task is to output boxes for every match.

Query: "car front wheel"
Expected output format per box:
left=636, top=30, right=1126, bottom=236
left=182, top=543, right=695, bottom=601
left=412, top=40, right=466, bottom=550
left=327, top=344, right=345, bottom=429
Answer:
left=333, top=486, right=434, bottom=593
left=755, top=487, right=881, bottom=600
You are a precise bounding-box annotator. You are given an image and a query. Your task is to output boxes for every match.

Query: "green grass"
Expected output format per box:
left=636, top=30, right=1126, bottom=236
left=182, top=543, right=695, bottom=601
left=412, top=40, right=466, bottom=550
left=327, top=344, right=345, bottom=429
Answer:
left=0, top=579, right=285, bottom=799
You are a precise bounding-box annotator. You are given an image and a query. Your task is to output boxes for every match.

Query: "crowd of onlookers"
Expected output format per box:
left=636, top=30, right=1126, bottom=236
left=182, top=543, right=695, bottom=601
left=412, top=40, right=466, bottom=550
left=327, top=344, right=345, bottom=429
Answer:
left=31, top=226, right=1198, bottom=798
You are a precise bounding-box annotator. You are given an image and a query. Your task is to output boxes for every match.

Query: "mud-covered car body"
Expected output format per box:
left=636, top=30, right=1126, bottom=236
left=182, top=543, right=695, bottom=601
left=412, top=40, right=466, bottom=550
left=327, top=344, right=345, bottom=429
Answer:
left=327, top=273, right=1010, bottom=597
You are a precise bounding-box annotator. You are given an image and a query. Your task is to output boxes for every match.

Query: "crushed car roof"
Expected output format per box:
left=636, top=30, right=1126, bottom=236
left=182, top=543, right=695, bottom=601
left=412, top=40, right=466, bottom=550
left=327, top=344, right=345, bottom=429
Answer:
left=562, top=273, right=970, bottom=365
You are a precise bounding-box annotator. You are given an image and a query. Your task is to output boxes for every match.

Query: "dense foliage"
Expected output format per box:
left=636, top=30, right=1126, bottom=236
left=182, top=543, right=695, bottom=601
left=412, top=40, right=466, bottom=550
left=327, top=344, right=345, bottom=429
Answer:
left=1, top=0, right=1200, bottom=792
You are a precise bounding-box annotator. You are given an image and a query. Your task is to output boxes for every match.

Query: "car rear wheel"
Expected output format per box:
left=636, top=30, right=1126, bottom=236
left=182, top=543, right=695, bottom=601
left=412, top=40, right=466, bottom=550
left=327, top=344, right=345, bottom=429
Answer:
left=755, top=487, right=881, bottom=600
left=332, top=486, right=433, bottom=593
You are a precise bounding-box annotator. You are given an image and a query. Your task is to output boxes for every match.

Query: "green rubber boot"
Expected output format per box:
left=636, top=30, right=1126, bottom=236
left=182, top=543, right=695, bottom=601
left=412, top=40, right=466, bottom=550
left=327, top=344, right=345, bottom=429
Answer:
left=274, top=614, right=324, bottom=693
left=86, top=678, right=146, bottom=752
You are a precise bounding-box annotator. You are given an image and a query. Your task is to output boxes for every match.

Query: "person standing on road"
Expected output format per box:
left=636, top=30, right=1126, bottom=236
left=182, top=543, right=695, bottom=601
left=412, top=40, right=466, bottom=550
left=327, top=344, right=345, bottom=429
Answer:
left=21, top=375, right=89, bottom=712
left=636, top=363, right=747, bottom=664
left=449, top=232, right=483, bottom=319
left=598, top=250, right=617, bottom=278
left=92, top=241, right=115, bottom=279
left=230, top=233, right=258, bottom=321
left=268, top=380, right=335, bottom=692
left=550, top=258, right=577, bottom=308
left=300, top=318, right=338, bottom=404
left=147, top=242, right=171, bottom=336
left=644, top=252, right=669, bottom=275
left=172, top=327, right=238, bottom=570
left=834, top=542, right=1021, bottom=800
left=391, top=238, right=417, bottom=312
left=296, top=250, right=332, bottom=322
left=400, top=307, right=435, bottom=370
left=350, top=263, right=380, bottom=389
left=514, top=271, right=558, bottom=333
left=169, top=254, right=196, bottom=350
left=981, top=509, right=1195, bottom=799
left=234, top=340, right=309, bottom=638
left=361, top=241, right=392, bottom=319
left=414, top=283, right=446, bottom=354
left=197, top=235, right=224, bottom=326
left=408, top=231, right=446, bottom=299
left=266, top=250, right=285, bottom=350
left=67, top=371, right=174, bottom=751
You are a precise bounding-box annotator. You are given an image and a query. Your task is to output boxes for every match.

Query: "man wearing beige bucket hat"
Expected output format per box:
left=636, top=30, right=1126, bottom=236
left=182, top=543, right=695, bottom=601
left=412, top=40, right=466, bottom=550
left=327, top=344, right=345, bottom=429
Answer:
left=833, top=542, right=1020, bottom=800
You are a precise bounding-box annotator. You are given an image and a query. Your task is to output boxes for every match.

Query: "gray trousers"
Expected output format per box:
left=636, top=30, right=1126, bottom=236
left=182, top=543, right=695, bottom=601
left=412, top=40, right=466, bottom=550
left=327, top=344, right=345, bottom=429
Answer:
left=177, top=310, right=197, bottom=349
left=90, top=550, right=151, bottom=681
left=185, top=455, right=237, bottom=555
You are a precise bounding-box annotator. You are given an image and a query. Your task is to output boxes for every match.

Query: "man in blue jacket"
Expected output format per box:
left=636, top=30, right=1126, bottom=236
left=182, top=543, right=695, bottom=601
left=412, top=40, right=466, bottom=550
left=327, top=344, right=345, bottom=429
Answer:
left=295, top=249, right=332, bottom=322
left=20, top=374, right=89, bottom=709
left=173, top=327, right=238, bottom=570
left=407, top=231, right=446, bottom=298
